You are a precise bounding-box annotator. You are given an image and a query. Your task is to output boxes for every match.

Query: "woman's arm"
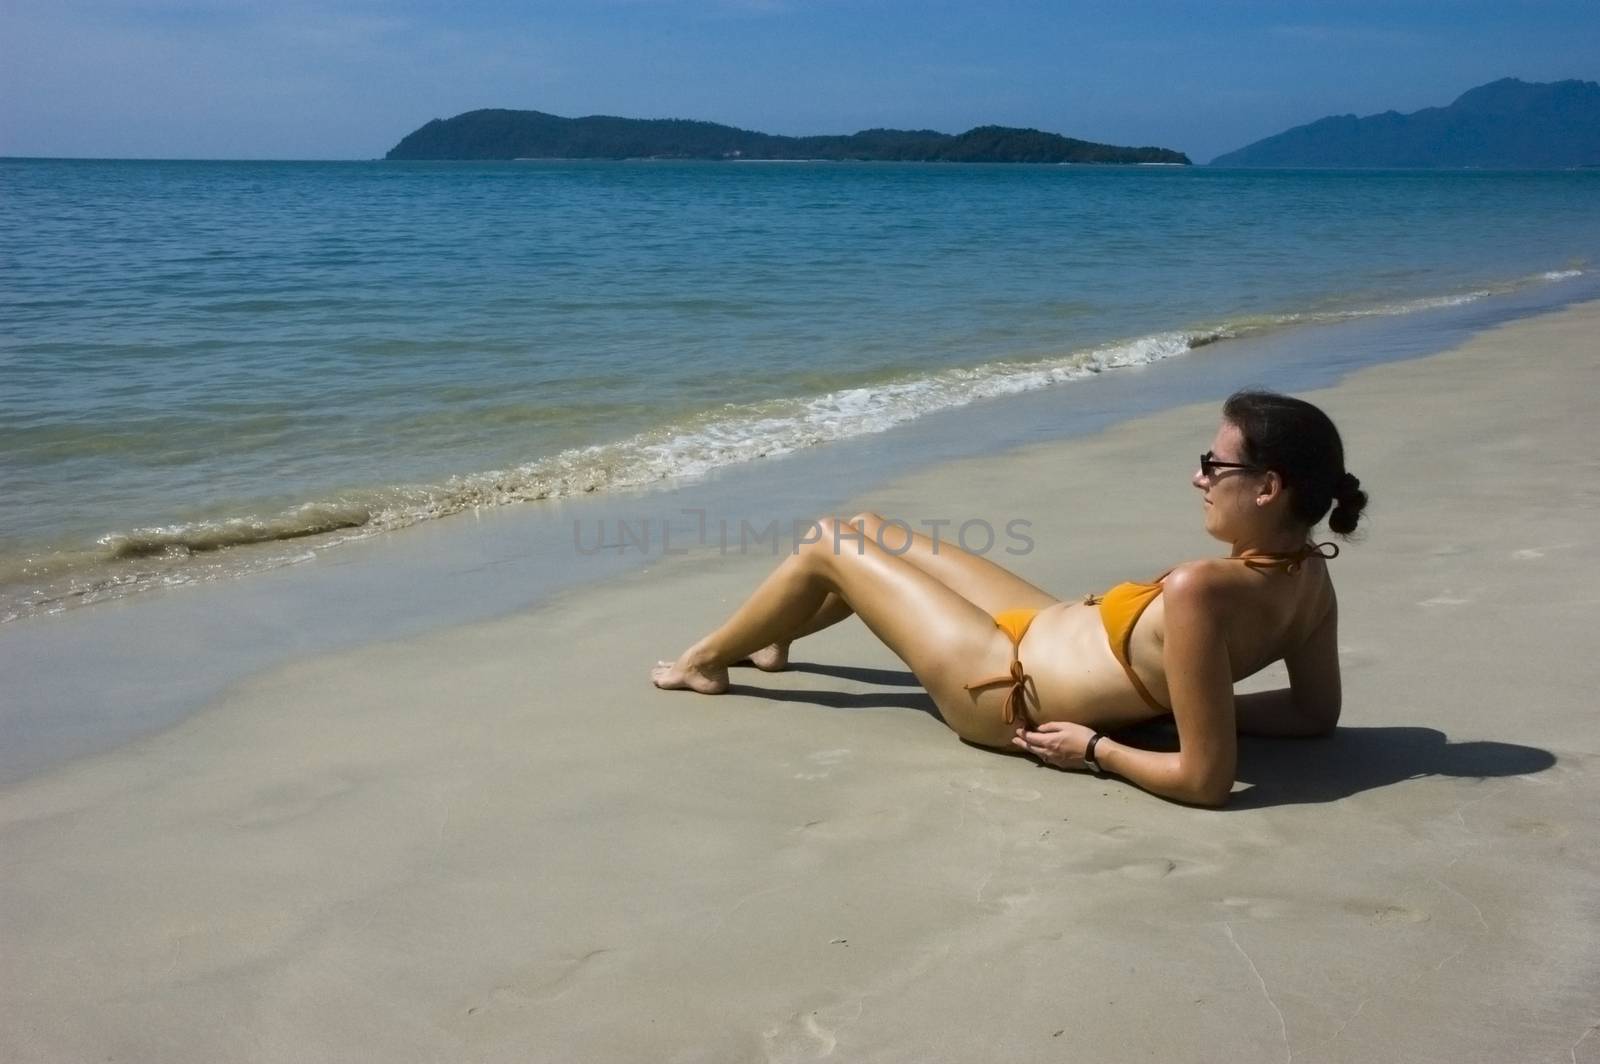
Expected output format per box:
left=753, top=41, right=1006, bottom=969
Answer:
left=1235, top=587, right=1341, bottom=736
left=1233, top=690, right=1339, bottom=737
left=1106, top=565, right=1239, bottom=805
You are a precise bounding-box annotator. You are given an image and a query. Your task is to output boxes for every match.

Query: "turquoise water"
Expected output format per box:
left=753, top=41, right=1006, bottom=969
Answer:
left=2, top=159, right=1597, bottom=620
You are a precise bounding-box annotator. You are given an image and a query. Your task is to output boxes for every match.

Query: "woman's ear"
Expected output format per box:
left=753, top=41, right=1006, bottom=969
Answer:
left=1256, top=470, right=1284, bottom=506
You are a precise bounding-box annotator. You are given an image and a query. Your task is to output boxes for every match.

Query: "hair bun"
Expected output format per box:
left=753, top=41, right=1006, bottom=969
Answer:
left=1328, top=471, right=1368, bottom=536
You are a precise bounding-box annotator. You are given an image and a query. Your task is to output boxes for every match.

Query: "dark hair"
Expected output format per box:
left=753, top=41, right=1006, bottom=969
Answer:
left=1222, top=389, right=1369, bottom=537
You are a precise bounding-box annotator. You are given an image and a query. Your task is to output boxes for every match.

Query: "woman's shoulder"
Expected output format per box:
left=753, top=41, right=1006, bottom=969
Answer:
left=1161, top=556, right=1323, bottom=613
left=1164, top=554, right=1336, bottom=636
left=1161, top=558, right=1249, bottom=598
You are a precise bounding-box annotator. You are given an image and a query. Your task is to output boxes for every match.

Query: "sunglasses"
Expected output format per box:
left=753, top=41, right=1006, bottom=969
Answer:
left=1199, top=451, right=1262, bottom=479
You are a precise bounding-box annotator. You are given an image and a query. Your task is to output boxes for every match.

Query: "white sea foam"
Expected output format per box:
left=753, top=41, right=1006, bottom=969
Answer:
left=0, top=265, right=1586, bottom=624
left=1197, top=267, right=1583, bottom=336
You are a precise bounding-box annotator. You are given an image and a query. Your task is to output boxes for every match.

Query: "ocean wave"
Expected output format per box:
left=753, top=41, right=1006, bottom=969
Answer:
left=109, top=330, right=1208, bottom=535
left=1, top=264, right=1586, bottom=623
left=1193, top=266, right=1584, bottom=338
left=99, top=504, right=373, bottom=559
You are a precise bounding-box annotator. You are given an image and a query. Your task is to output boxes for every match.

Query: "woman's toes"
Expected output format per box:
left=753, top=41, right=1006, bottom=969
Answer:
left=650, top=651, right=730, bottom=693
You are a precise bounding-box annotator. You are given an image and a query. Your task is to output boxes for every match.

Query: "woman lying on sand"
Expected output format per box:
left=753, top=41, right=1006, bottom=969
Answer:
left=652, top=390, right=1368, bottom=807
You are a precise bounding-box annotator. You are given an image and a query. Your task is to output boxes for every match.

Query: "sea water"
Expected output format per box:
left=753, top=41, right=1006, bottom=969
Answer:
left=2, top=159, right=1598, bottom=621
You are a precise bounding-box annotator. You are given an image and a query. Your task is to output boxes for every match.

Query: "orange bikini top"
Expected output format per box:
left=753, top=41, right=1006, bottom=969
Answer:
left=1087, top=542, right=1340, bottom=713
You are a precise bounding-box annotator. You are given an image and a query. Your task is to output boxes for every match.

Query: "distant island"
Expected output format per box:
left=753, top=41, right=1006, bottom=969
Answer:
left=385, top=110, right=1190, bottom=165
left=1211, top=77, right=1600, bottom=168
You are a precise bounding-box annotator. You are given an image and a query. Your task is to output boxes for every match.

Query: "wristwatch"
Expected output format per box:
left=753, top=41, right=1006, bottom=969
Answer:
left=1084, top=732, right=1107, bottom=776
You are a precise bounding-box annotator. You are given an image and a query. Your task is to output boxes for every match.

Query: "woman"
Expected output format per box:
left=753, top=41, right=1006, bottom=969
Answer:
left=651, top=389, right=1368, bottom=807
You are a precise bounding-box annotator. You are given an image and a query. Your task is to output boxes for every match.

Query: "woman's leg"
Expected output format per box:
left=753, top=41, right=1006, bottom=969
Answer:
left=741, top=511, right=1059, bottom=670
left=652, top=517, right=1019, bottom=724
left=736, top=591, right=851, bottom=670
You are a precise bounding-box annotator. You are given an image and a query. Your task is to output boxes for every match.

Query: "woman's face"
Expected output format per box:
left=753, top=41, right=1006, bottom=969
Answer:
left=1194, top=421, right=1267, bottom=541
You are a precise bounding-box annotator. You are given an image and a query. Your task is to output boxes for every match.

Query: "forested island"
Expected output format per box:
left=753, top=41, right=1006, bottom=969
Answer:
left=385, top=110, right=1190, bottom=164
left=1211, top=78, right=1600, bottom=168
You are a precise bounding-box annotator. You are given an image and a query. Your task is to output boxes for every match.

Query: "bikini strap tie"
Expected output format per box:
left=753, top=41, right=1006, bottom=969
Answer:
left=963, top=659, right=1034, bottom=728
left=1288, top=540, right=1340, bottom=572
left=1241, top=540, right=1340, bottom=573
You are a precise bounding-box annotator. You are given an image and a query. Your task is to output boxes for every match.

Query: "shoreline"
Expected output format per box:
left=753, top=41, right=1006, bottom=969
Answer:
left=3, top=253, right=1595, bottom=629
left=4, top=297, right=1597, bottom=1061
left=3, top=280, right=1599, bottom=787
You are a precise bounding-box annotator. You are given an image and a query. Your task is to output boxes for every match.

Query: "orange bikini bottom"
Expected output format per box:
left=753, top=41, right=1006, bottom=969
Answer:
left=963, top=608, right=1040, bottom=730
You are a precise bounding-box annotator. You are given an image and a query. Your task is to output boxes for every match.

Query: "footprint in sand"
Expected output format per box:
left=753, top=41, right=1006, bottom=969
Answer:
left=1108, top=856, right=1216, bottom=880
left=1072, top=825, right=1228, bottom=881
left=1220, top=896, right=1296, bottom=920
left=795, top=748, right=853, bottom=780
left=965, top=779, right=1043, bottom=803
left=1347, top=902, right=1431, bottom=926
left=1057, top=853, right=1213, bottom=881
left=1116, top=858, right=1182, bottom=879
left=1512, top=543, right=1573, bottom=560
left=1506, top=817, right=1568, bottom=839
left=792, top=806, right=911, bottom=841
left=465, top=948, right=615, bottom=1014
left=975, top=871, right=1040, bottom=913
left=762, top=998, right=863, bottom=1062
left=230, top=773, right=358, bottom=828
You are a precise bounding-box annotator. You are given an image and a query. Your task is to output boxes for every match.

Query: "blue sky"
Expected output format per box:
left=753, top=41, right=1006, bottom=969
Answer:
left=2, top=0, right=1595, bottom=163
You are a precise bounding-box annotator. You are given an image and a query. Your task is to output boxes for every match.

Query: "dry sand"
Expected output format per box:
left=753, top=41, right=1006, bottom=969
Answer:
left=4, top=302, right=1598, bottom=1063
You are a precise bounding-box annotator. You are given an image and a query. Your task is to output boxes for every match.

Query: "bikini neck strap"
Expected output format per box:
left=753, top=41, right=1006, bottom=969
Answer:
left=1234, top=540, right=1340, bottom=574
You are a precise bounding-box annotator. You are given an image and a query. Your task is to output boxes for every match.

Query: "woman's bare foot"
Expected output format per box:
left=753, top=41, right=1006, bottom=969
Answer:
left=735, top=641, right=790, bottom=672
left=650, top=649, right=730, bottom=693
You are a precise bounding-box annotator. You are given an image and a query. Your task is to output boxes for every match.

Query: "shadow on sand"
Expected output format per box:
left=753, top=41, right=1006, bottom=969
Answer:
left=1227, top=725, right=1556, bottom=809
left=729, top=662, right=1557, bottom=808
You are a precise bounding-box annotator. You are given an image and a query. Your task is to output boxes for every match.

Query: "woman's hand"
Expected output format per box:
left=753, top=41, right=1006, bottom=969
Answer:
left=1012, top=721, right=1098, bottom=771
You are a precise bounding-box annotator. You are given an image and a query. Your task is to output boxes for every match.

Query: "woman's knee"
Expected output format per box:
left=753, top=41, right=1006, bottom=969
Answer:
left=799, top=517, right=886, bottom=574
left=847, top=510, right=917, bottom=554
left=797, top=516, right=850, bottom=560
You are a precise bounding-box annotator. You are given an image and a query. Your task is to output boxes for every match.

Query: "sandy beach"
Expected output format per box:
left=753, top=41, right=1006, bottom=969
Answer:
left=4, top=301, right=1599, bottom=1063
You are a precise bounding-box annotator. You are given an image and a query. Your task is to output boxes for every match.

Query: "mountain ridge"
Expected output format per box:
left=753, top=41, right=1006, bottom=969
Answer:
left=1210, top=77, right=1600, bottom=168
